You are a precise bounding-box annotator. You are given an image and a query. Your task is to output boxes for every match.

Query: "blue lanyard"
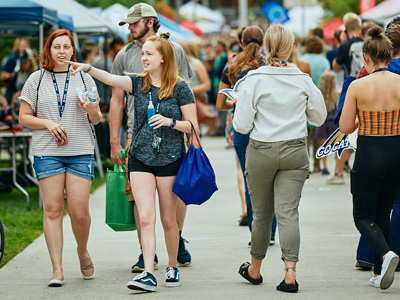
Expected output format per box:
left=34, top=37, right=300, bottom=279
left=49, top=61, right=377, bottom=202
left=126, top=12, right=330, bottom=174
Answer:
left=50, top=69, right=70, bottom=119
left=148, top=87, right=162, bottom=114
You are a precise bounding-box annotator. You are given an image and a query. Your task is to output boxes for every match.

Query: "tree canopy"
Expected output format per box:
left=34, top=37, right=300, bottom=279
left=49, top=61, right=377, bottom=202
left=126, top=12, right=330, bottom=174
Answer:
left=322, top=0, right=385, bottom=19
left=76, top=0, right=142, bottom=10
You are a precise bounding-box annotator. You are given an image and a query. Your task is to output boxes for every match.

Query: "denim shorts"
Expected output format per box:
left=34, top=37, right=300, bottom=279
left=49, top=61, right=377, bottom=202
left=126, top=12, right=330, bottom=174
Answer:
left=33, top=155, right=95, bottom=181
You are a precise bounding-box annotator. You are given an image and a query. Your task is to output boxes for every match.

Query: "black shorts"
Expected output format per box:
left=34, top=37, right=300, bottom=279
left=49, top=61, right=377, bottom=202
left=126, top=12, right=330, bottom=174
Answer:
left=128, top=155, right=184, bottom=177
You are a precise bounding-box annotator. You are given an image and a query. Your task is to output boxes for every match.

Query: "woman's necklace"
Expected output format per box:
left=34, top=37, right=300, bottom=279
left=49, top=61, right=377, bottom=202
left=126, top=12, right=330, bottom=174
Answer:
left=372, top=67, right=388, bottom=74
left=280, top=60, right=288, bottom=66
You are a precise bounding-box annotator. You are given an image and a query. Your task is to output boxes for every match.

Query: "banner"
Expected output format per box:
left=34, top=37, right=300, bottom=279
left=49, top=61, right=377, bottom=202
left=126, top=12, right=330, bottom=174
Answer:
left=261, top=1, right=290, bottom=24
left=360, top=0, right=376, bottom=15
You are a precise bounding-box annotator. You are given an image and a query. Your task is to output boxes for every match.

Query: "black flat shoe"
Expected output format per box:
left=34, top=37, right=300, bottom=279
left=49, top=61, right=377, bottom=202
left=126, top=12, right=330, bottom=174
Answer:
left=238, top=262, right=263, bottom=285
left=276, top=279, right=299, bottom=292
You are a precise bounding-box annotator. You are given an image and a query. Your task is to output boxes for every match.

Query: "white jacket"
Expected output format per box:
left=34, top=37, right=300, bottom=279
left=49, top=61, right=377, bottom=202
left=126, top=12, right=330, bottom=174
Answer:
left=233, top=66, right=327, bottom=142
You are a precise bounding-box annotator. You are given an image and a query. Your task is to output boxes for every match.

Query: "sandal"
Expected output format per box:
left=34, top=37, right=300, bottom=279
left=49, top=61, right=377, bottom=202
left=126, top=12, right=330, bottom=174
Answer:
left=238, top=262, right=263, bottom=285
left=276, top=267, right=298, bottom=292
left=238, top=214, right=248, bottom=226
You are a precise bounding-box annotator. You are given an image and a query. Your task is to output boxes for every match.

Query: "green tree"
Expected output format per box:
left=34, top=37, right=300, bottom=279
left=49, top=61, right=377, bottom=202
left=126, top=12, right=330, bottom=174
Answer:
left=76, top=0, right=143, bottom=10
left=322, top=0, right=384, bottom=19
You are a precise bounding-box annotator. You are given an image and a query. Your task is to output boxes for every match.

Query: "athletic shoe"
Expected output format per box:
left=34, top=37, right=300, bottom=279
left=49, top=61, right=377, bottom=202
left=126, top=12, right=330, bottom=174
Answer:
left=369, top=275, right=381, bottom=288
left=269, top=238, right=276, bottom=246
left=326, top=174, right=345, bottom=185
left=321, top=169, right=330, bottom=175
left=127, top=271, right=157, bottom=292
left=380, top=251, right=399, bottom=290
left=165, top=267, right=180, bottom=287
left=177, top=236, right=191, bottom=266
left=132, top=253, right=158, bottom=273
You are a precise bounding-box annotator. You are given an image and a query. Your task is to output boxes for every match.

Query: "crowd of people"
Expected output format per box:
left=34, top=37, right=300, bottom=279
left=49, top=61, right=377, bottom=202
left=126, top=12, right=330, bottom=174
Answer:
left=0, top=1, right=399, bottom=294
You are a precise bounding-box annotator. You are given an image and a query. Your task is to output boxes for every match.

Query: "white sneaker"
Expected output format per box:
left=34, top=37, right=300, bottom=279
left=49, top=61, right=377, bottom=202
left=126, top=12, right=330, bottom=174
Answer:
left=380, top=251, right=399, bottom=290
left=326, top=174, right=345, bottom=185
left=369, top=275, right=381, bottom=288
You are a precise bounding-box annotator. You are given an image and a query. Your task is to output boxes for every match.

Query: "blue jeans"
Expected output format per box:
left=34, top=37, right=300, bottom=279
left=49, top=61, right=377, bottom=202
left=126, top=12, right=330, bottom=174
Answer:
left=233, top=130, right=277, bottom=237
left=357, top=192, right=400, bottom=269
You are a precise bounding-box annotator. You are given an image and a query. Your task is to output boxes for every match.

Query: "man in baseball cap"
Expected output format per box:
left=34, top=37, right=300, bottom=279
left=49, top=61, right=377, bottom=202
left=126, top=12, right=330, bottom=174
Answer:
left=110, top=3, right=193, bottom=283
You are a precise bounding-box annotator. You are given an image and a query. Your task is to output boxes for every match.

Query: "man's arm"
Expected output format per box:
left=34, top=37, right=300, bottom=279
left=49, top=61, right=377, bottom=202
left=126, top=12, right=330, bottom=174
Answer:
left=109, top=86, right=125, bottom=165
left=332, top=58, right=342, bottom=72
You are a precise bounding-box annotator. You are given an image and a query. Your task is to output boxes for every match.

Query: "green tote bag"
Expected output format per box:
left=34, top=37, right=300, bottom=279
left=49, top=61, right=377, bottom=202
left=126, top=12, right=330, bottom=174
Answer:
left=105, top=152, right=136, bottom=231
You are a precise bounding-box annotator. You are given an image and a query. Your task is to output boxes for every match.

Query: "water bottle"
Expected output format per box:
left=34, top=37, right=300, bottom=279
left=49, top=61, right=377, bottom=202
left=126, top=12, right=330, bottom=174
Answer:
left=147, top=100, right=155, bottom=129
left=88, top=86, right=98, bottom=102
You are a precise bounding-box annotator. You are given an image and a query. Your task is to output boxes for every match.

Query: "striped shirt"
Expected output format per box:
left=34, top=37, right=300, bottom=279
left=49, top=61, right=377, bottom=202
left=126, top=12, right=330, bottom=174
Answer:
left=358, top=110, right=400, bottom=136
left=19, top=69, right=96, bottom=156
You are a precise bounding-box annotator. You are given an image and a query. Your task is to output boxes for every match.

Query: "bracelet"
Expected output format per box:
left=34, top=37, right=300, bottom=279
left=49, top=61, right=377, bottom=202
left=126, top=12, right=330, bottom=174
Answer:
left=84, top=63, right=92, bottom=73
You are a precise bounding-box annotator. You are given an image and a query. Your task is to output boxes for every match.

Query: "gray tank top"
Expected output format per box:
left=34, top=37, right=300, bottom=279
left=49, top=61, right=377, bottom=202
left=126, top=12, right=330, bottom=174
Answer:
left=188, top=59, right=208, bottom=100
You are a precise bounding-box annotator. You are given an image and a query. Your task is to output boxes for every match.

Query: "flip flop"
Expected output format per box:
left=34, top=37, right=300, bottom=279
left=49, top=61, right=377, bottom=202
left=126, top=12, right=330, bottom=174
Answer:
left=276, top=279, right=299, bottom=293
left=238, top=262, right=263, bottom=285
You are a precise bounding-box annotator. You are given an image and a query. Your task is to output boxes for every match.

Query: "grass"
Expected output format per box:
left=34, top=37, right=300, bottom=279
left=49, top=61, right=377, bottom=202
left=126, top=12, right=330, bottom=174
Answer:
left=0, top=166, right=110, bottom=269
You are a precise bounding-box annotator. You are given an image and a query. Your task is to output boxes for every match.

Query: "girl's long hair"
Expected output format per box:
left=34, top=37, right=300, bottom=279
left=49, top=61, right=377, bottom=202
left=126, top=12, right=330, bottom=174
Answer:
left=138, top=33, right=178, bottom=99
left=318, top=70, right=338, bottom=111
left=228, top=26, right=264, bottom=86
left=264, top=25, right=294, bottom=67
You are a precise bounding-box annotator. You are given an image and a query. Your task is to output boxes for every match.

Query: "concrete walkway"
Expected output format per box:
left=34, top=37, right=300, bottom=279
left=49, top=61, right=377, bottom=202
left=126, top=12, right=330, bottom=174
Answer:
left=0, top=136, right=399, bottom=299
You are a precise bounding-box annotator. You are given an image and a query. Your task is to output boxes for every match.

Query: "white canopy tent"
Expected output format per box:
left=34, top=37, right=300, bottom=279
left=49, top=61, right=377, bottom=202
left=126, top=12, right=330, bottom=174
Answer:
left=284, top=6, right=324, bottom=37
left=33, top=0, right=118, bottom=37
left=361, top=0, right=400, bottom=28
left=178, top=1, right=224, bottom=34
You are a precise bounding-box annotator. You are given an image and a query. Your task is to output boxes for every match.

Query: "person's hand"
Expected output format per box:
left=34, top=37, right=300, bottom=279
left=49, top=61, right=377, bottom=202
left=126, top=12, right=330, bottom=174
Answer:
left=80, top=93, right=100, bottom=115
left=228, top=53, right=238, bottom=64
left=148, top=114, right=171, bottom=129
left=111, top=143, right=124, bottom=165
left=45, top=119, right=67, bottom=142
left=63, top=60, right=89, bottom=76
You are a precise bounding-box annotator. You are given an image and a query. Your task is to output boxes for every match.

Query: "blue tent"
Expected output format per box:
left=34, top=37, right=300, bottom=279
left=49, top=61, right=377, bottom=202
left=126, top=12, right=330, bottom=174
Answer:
left=58, top=13, right=75, bottom=31
left=158, top=14, right=195, bottom=41
left=0, top=0, right=58, bottom=28
left=0, top=0, right=60, bottom=52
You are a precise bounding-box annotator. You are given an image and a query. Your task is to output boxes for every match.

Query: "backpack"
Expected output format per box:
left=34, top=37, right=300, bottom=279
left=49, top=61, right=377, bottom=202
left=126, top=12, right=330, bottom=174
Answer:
left=349, top=40, right=364, bottom=77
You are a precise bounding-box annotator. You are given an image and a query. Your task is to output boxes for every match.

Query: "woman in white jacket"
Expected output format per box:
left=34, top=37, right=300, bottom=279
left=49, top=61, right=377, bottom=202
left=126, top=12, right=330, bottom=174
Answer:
left=234, top=25, right=326, bottom=293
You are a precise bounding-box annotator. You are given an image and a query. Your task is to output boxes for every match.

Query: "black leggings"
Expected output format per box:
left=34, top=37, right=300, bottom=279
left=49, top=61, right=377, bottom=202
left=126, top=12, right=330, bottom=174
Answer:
left=351, top=135, right=400, bottom=274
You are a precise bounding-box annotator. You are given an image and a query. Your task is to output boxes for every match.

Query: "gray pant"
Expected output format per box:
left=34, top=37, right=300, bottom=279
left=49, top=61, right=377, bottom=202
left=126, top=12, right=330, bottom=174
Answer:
left=245, top=137, right=310, bottom=262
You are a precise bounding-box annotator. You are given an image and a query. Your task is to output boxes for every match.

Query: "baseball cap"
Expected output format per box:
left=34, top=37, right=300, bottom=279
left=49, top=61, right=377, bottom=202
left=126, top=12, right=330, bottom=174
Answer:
left=17, top=50, right=30, bottom=62
left=119, top=3, right=158, bottom=26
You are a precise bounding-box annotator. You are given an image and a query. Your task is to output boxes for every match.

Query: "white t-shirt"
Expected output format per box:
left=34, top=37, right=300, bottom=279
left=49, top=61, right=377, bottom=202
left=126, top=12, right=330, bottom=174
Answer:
left=19, top=69, right=97, bottom=156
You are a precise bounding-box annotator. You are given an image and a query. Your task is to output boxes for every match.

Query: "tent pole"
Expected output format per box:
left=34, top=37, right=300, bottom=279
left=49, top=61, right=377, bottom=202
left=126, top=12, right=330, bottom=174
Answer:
left=39, top=23, right=44, bottom=54
left=239, top=0, right=248, bottom=27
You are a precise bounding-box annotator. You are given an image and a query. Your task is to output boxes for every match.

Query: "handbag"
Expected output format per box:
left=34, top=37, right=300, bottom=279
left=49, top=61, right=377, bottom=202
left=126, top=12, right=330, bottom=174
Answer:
left=105, top=151, right=136, bottom=231
left=195, top=95, right=215, bottom=125
left=172, top=122, right=218, bottom=205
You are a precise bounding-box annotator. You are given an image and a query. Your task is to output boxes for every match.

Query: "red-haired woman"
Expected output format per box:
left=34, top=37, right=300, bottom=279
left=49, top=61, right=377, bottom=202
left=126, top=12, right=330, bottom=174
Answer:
left=65, top=33, right=198, bottom=292
left=19, top=29, right=101, bottom=287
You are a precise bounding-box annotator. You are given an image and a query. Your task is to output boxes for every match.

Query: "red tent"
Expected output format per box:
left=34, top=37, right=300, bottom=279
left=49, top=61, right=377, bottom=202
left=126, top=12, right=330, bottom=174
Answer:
left=181, top=20, right=203, bottom=37
left=322, top=18, right=344, bottom=45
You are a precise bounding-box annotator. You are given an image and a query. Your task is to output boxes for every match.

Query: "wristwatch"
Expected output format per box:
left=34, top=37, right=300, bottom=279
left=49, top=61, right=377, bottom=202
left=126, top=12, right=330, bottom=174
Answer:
left=170, top=118, right=176, bottom=129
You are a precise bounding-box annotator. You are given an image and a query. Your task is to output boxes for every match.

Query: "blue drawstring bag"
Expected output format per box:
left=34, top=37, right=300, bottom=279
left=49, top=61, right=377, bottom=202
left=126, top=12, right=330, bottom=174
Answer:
left=172, top=123, right=218, bottom=205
